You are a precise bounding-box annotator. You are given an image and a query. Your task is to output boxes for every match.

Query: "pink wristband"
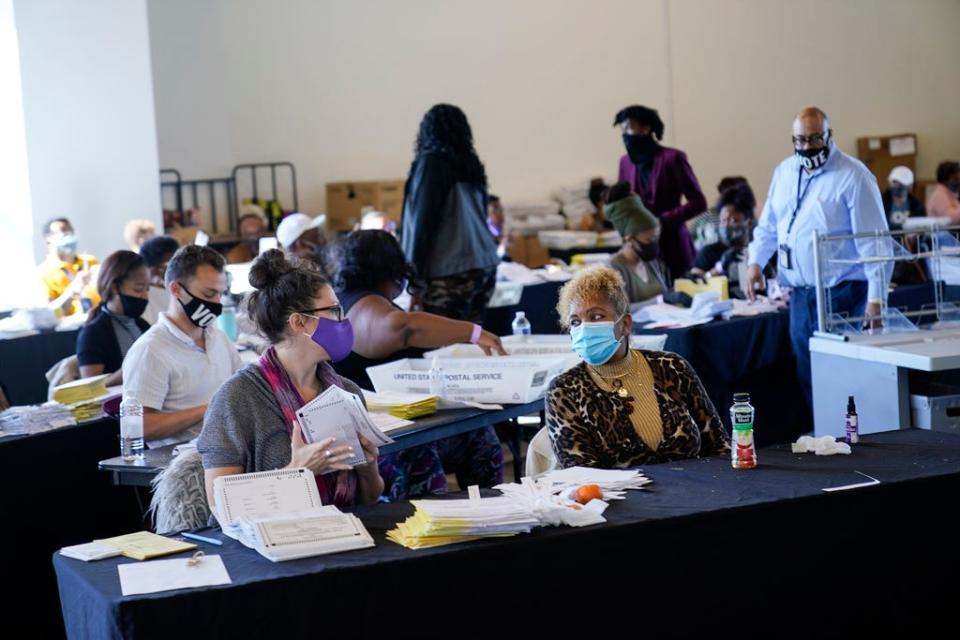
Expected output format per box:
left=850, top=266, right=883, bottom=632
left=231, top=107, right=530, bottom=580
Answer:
left=469, top=323, right=483, bottom=344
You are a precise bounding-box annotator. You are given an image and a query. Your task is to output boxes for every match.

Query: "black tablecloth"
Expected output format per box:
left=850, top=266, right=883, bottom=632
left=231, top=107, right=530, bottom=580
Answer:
left=485, top=280, right=563, bottom=336
left=2, top=418, right=142, bottom=639
left=55, top=429, right=960, bottom=639
left=0, top=329, right=79, bottom=405
left=636, top=309, right=805, bottom=445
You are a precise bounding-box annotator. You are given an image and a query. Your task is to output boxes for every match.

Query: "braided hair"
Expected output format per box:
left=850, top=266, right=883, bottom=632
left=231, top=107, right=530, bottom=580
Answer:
left=414, top=104, right=487, bottom=186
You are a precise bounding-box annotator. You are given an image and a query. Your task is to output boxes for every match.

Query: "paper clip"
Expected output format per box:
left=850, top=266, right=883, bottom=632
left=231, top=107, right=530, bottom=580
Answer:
left=186, top=551, right=205, bottom=567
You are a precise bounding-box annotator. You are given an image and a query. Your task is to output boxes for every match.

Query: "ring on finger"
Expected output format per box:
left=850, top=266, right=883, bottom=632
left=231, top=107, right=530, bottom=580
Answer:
left=325, top=449, right=332, bottom=458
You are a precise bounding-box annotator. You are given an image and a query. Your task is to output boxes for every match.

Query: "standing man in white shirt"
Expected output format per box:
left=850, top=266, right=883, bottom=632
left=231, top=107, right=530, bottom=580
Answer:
left=745, top=106, right=889, bottom=407
left=123, top=245, right=242, bottom=447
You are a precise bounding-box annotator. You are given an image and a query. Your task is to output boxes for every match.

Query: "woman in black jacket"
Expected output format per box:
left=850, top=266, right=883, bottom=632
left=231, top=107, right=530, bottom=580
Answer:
left=76, top=250, right=151, bottom=386
left=399, top=104, right=499, bottom=324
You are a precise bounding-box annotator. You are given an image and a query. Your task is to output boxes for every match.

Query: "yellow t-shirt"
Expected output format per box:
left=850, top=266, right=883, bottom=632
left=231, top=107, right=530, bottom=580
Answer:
left=38, top=254, right=101, bottom=316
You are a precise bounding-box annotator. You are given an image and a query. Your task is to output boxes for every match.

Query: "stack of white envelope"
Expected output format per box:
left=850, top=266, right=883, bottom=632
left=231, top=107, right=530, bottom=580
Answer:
left=495, top=477, right=609, bottom=528
left=535, top=466, right=653, bottom=501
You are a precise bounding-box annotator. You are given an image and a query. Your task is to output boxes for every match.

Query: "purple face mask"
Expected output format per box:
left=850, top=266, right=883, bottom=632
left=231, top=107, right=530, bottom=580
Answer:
left=302, top=314, right=354, bottom=362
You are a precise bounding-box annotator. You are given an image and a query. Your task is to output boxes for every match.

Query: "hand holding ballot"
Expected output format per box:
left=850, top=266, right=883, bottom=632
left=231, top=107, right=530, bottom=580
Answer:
left=290, top=385, right=394, bottom=472
left=288, top=421, right=356, bottom=475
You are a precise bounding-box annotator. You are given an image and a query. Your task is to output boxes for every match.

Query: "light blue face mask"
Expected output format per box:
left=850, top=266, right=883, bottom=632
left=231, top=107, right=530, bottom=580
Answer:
left=55, top=233, right=79, bottom=258
left=570, top=318, right=624, bottom=366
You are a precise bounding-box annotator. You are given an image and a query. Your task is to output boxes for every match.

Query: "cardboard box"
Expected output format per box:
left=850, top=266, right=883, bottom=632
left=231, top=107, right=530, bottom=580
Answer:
left=366, top=355, right=569, bottom=404
left=326, top=180, right=405, bottom=231
left=506, top=232, right=551, bottom=268
left=856, top=133, right=917, bottom=192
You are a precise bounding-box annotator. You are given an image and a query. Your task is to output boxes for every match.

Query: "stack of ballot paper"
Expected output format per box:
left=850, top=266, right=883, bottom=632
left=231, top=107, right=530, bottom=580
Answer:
left=363, top=390, right=438, bottom=419
left=67, top=398, right=106, bottom=422
left=387, top=495, right=540, bottom=549
left=495, top=477, right=610, bottom=528
left=0, top=404, right=75, bottom=437
left=60, top=541, right=123, bottom=561
left=296, top=385, right=394, bottom=466
left=536, top=467, right=652, bottom=500
left=367, top=411, right=415, bottom=434
left=213, top=467, right=375, bottom=561
left=389, top=470, right=654, bottom=549
left=63, top=384, right=121, bottom=422
left=51, top=374, right=110, bottom=405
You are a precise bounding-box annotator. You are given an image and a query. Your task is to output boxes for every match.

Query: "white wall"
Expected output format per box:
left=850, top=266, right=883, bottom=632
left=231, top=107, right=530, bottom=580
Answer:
left=148, top=0, right=960, bottom=214
left=668, top=0, right=960, bottom=198
left=15, top=0, right=162, bottom=269
left=0, top=0, right=38, bottom=309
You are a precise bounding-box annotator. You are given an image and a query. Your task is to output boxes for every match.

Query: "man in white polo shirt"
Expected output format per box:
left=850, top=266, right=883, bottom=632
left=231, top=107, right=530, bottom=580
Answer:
left=122, top=245, right=241, bottom=447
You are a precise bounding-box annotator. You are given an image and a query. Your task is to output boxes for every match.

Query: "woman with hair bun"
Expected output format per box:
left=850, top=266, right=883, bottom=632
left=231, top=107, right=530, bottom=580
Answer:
left=198, top=249, right=384, bottom=509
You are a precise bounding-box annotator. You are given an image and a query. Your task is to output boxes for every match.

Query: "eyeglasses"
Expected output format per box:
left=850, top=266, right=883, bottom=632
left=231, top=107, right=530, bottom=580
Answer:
left=791, top=132, right=828, bottom=146
left=299, top=304, right=343, bottom=322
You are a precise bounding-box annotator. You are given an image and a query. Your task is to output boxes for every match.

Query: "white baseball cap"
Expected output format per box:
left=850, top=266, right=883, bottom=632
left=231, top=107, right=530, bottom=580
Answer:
left=275, top=213, right=325, bottom=248
left=888, top=166, right=914, bottom=187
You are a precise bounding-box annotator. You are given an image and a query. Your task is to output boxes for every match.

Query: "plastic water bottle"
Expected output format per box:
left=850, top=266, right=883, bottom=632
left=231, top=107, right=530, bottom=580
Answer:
left=119, top=396, right=145, bottom=461
left=730, top=392, right=757, bottom=469
left=428, top=357, right=446, bottom=399
left=511, top=311, right=531, bottom=339
left=217, top=294, right=238, bottom=341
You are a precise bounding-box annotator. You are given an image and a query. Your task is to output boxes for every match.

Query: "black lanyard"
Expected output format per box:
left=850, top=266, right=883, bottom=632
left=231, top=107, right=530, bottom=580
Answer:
left=786, top=167, right=817, bottom=236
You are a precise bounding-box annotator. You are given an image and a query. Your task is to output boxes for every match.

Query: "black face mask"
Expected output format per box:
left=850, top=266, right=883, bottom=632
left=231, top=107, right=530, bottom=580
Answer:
left=623, top=133, right=657, bottom=165
left=795, top=142, right=830, bottom=170
left=177, top=283, right=222, bottom=328
left=118, top=293, right=148, bottom=318
left=631, top=238, right=660, bottom=261
left=949, top=181, right=960, bottom=194
left=719, top=225, right=749, bottom=247
left=890, top=185, right=908, bottom=199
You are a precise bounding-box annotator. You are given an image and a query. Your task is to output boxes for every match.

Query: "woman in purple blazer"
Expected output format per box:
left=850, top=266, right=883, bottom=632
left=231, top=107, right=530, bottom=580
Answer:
left=615, top=105, right=707, bottom=278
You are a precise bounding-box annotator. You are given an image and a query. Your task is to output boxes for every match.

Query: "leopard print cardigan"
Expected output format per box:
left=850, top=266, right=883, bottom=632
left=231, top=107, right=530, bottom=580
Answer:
left=545, top=350, right=731, bottom=468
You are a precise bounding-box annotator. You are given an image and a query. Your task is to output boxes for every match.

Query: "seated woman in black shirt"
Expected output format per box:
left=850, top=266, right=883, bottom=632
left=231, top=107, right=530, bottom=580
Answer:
left=688, top=183, right=761, bottom=298
left=76, top=250, right=151, bottom=386
left=332, top=230, right=506, bottom=500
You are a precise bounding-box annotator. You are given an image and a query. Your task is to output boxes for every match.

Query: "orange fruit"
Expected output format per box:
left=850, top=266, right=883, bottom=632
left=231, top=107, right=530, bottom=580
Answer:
left=575, top=484, right=603, bottom=504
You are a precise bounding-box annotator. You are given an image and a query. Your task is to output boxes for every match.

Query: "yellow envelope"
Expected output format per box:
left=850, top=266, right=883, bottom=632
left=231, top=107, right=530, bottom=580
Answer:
left=97, top=531, right=196, bottom=561
left=673, top=276, right=729, bottom=301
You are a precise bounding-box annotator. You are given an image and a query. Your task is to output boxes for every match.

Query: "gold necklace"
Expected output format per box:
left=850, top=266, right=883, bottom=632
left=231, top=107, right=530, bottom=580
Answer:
left=588, top=351, right=637, bottom=398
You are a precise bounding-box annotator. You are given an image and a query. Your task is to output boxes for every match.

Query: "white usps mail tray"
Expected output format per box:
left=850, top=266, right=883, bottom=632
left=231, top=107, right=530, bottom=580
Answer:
left=425, top=335, right=580, bottom=371
left=424, top=334, right=669, bottom=367
left=367, top=355, right=569, bottom=404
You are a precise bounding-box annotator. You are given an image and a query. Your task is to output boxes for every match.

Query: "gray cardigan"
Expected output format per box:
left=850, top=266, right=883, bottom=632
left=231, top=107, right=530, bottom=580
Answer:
left=608, top=253, right=672, bottom=303
left=197, top=363, right=365, bottom=474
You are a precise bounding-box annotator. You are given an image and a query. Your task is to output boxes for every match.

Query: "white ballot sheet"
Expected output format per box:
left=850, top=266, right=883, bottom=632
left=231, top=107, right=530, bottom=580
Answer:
left=296, top=385, right=394, bottom=467
left=214, top=468, right=322, bottom=525
left=254, top=513, right=374, bottom=561
left=118, top=554, right=231, bottom=596
left=367, top=411, right=415, bottom=433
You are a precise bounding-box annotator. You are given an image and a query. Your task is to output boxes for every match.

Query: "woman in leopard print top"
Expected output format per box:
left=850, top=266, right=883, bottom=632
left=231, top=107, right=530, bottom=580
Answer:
left=546, top=266, right=730, bottom=468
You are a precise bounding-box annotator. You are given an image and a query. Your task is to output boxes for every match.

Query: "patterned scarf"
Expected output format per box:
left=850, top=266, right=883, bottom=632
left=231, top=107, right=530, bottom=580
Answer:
left=258, top=346, right=357, bottom=508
